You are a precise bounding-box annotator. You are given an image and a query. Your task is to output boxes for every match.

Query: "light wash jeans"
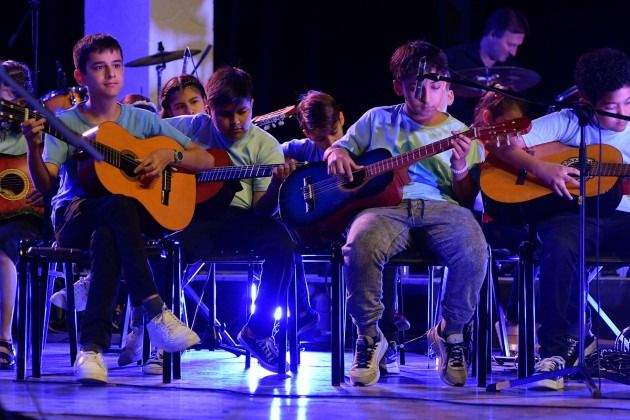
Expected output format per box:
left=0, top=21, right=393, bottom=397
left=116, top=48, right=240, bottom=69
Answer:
left=343, top=199, right=488, bottom=337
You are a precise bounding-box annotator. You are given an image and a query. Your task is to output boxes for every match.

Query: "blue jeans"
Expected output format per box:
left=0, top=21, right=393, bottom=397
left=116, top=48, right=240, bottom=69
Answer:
left=343, top=199, right=488, bottom=337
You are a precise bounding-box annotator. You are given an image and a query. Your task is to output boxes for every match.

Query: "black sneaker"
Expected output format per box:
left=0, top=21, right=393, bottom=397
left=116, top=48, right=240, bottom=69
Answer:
left=297, top=309, right=320, bottom=338
left=428, top=325, right=468, bottom=386
left=237, top=327, right=288, bottom=373
left=349, top=328, right=388, bottom=386
left=563, top=335, right=597, bottom=367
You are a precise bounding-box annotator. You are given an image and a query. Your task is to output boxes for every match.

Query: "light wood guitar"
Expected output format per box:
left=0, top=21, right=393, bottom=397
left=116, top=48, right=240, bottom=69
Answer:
left=480, top=142, right=629, bottom=224
left=0, top=153, right=44, bottom=219
left=0, top=99, right=196, bottom=231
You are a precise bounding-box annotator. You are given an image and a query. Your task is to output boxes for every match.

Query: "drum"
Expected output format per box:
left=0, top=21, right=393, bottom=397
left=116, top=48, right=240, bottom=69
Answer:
left=40, top=86, right=88, bottom=112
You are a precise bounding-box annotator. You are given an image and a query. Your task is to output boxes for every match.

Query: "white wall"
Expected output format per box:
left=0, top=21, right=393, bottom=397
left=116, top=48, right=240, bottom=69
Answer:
left=84, top=0, right=213, bottom=107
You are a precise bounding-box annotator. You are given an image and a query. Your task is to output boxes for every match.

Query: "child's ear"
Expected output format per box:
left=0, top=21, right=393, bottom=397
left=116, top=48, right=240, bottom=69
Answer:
left=447, top=90, right=454, bottom=106
left=74, top=69, right=85, bottom=86
left=339, top=111, right=345, bottom=126
left=481, top=109, right=493, bottom=125
left=392, top=79, right=403, bottom=96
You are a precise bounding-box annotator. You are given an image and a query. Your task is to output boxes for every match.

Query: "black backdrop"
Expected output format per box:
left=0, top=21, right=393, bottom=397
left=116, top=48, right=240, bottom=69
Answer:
left=2, top=0, right=629, bottom=135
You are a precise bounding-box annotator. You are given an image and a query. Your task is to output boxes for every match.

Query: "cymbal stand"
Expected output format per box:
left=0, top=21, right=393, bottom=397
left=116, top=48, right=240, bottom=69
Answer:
left=155, top=42, right=167, bottom=112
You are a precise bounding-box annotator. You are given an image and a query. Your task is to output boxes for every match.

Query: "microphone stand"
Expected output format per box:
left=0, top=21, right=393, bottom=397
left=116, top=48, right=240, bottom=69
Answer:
left=8, top=0, right=41, bottom=94
left=424, top=71, right=630, bottom=396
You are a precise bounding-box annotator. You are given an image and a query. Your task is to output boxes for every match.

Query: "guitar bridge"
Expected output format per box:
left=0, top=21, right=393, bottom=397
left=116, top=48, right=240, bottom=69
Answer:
left=161, top=168, right=171, bottom=205
left=303, top=176, right=314, bottom=213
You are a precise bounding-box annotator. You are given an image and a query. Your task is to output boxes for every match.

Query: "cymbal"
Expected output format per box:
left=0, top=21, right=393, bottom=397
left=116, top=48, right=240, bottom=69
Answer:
left=125, top=49, right=201, bottom=67
left=451, top=66, right=541, bottom=97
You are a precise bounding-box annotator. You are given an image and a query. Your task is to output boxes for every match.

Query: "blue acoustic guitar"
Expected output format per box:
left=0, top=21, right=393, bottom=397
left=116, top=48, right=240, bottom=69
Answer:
left=278, top=117, right=531, bottom=247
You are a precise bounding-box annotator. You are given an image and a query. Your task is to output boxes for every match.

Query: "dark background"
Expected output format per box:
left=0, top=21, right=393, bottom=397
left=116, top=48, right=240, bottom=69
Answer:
left=2, top=0, right=629, bottom=133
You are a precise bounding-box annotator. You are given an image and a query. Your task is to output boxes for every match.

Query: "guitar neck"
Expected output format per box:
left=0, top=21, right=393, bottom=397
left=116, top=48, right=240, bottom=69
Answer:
left=597, top=163, right=630, bottom=177
left=365, top=127, right=475, bottom=176
left=197, top=164, right=281, bottom=183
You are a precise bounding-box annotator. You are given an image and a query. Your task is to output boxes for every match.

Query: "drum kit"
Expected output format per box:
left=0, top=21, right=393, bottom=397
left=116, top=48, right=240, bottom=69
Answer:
left=39, top=44, right=205, bottom=112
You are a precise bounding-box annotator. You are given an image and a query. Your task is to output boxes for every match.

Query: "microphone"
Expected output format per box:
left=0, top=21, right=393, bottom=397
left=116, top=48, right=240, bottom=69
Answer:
left=56, top=60, right=68, bottom=89
left=414, top=56, right=427, bottom=100
left=181, top=47, right=191, bottom=74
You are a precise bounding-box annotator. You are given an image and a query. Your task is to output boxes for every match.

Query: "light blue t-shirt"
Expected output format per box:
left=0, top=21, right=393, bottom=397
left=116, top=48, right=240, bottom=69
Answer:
left=0, top=128, right=27, bottom=155
left=43, top=104, right=191, bottom=224
left=333, top=104, right=483, bottom=203
left=522, top=109, right=630, bottom=212
left=282, top=138, right=325, bottom=162
left=167, top=113, right=284, bottom=209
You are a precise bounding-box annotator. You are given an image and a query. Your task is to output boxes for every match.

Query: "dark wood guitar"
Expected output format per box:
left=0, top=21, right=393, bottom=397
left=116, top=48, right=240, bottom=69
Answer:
left=0, top=153, right=44, bottom=220
left=279, top=117, right=532, bottom=247
left=480, top=142, right=630, bottom=224
left=0, top=99, right=196, bottom=231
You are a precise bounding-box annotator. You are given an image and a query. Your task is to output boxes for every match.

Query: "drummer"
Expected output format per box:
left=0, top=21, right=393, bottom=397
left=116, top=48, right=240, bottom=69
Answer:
left=444, top=7, right=529, bottom=124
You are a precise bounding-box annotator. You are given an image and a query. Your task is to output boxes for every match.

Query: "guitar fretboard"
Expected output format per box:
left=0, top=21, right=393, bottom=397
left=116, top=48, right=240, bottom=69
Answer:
left=197, top=164, right=279, bottom=183
left=591, top=163, right=630, bottom=177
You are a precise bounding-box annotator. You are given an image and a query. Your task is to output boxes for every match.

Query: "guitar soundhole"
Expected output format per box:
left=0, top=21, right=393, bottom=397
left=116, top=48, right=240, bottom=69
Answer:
left=0, top=170, right=27, bottom=199
left=341, top=169, right=366, bottom=189
left=564, top=157, right=597, bottom=181
left=119, top=150, right=139, bottom=179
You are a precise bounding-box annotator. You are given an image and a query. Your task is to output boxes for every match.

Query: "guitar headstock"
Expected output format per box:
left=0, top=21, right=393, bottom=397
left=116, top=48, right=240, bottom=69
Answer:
left=252, top=105, right=296, bottom=131
left=474, top=116, right=532, bottom=147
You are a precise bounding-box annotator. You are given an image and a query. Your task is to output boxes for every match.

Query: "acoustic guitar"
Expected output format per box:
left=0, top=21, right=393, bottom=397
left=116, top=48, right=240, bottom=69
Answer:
left=279, top=117, right=532, bottom=247
left=0, top=153, right=44, bottom=220
left=252, top=105, right=296, bottom=130
left=0, top=99, right=196, bottom=231
left=480, top=142, right=630, bottom=224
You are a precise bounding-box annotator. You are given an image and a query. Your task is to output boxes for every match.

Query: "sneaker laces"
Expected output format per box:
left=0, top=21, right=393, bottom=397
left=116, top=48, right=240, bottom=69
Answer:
left=354, top=337, right=376, bottom=369
left=447, top=342, right=465, bottom=368
left=535, top=355, right=565, bottom=372
left=254, top=336, right=278, bottom=362
left=161, top=309, right=187, bottom=331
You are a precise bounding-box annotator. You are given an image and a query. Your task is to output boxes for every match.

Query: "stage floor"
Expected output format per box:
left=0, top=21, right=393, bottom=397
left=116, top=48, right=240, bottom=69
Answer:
left=1, top=343, right=630, bottom=419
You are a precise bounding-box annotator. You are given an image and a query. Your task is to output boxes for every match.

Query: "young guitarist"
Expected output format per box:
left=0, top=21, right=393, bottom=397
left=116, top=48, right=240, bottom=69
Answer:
left=487, top=47, right=630, bottom=391
left=165, top=66, right=296, bottom=373
left=0, top=60, right=45, bottom=370
left=21, top=33, right=214, bottom=384
left=324, top=40, right=488, bottom=387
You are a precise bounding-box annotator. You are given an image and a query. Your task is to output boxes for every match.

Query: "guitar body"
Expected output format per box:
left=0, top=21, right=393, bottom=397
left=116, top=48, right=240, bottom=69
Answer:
left=0, top=153, right=44, bottom=220
left=77, top=122, right=196, bottom=231
left=481, top=143, right=623, bottom=224
left=279, top=148, right=405, bottom=247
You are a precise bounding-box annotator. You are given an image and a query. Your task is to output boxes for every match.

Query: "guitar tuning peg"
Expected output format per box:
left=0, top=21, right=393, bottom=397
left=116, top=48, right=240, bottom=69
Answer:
left=495, top=138, right=501, bottom=148
left=264, top=124, right=271, bottom=130
left=278, top=120, right=285, bottom=126
left=505, top=134, right=511, bottom=146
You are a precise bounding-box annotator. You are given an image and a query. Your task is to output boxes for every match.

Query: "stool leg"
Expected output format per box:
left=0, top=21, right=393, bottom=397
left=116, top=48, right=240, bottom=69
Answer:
left=16, top=243, right=30, bottom=381
left=331, top=244, right=344, bottom=385
left=32, top=260, right=44, bottom=378
left=397, top=269, right=405, bottom=365
left=518, top=240, right=536, bottom=378
left=288, top=263, right=299, bottom=373
left=171, top=240, right=182, bottom=380
left=65, top=262, right=79, bottom=367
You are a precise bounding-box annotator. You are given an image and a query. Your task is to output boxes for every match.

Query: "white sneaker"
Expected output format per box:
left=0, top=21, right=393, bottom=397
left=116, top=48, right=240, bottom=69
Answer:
left=74, top=350, right=107, bottom=384
left=146, top=307, right=200, bottom=353
left=50, top=275, right=91, bottom=312
left=143, top=347, right=164, bottom=375
left=349, top=328, right=388, bottom=386
left=118, top=324, right=144, bottom=367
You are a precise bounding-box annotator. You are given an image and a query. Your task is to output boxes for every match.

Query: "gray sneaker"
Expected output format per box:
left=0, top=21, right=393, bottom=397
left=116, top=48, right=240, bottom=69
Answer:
left=50, top=275, right=91, bottom=312
left=428, top=325, right=468, bottom=386
left=146, top=307, right=200, bottom=353
left=143, top=347, right=163, bottom=375
left=379, top=340, right=400, bottom=374
left=349, top=328, right=388, bottom=386
left=118, top=324, right=144, bottom=367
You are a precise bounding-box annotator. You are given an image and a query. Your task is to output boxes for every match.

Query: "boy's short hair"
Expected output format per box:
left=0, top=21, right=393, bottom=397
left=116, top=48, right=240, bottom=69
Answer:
left=160, top=74, right=207, bottom=117
left=73, top=33, right=123, bottom=74
left=483, top=8, right=529, bottom=37
left=575, top=48, right=630, bottom=104
left=390, top=40, right=449, bottom=82
left=121, top=93, right=158, bottom=114
left=296, top=90, right=341, bottom=132
left=0, top=60, right=33, bottom=95
left=204, top=66, right=253, bottom=108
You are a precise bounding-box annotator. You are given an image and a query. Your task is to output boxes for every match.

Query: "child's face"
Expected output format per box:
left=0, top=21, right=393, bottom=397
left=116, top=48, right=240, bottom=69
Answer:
left=75, top=48, right=124, bottom=100
left=593, top=86, right=630, bottom=132
left=303, top=118, right=344, bottom=151
left=0, top=84, right=17, bottom=102
left=394, top=73, right=450, bottom=124
left=168, top=86, right=207, bottom=117
left=209, top=98, right=253, bottom=141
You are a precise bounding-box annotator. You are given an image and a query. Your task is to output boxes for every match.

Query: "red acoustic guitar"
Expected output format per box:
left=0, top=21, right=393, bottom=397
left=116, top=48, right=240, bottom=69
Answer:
left=0, top=99, right=196, bottom=231
left=0, top=153, right=44, bottom=220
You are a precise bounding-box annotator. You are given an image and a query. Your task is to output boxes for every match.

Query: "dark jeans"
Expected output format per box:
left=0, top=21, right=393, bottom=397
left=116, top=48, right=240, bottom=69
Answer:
left=172, top=207, right=296, bottom=338
left=54, top=195, right=161, bottom=350
left=536, top=210, right=630, bottom=358
left=0, top=215, right=42, bottom=263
